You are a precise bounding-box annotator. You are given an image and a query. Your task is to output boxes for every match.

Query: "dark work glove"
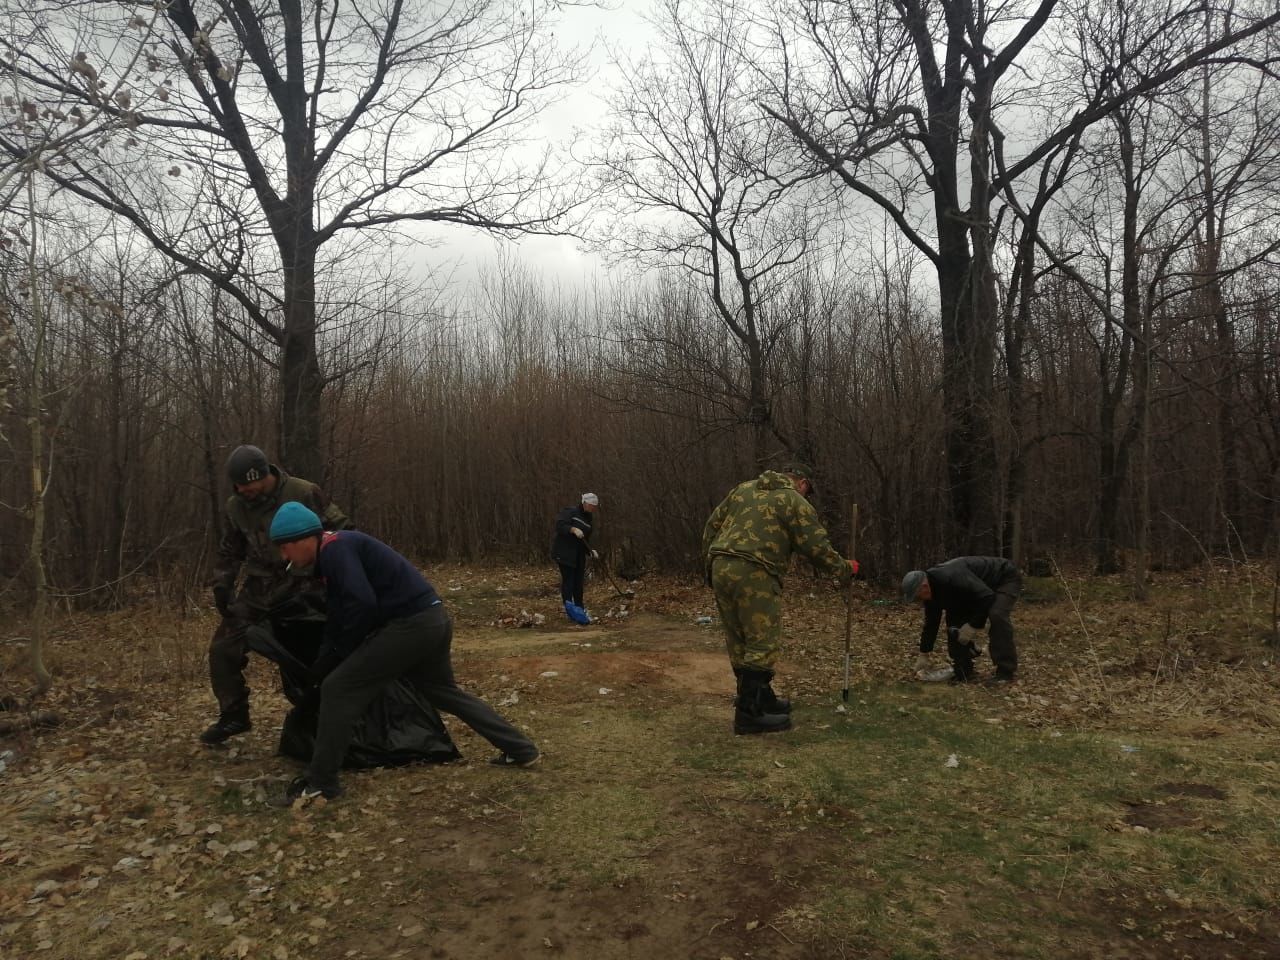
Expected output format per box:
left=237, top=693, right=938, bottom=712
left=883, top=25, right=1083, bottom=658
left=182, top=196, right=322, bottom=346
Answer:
left=307, top=648, right=343, bottom=689
left=212, top=585, right=233, bottom=618
left=299, top=684, right=322, bottom=712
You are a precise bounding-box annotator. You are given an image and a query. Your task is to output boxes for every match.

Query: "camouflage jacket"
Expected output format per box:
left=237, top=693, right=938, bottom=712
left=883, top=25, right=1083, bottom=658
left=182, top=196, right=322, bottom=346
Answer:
left=701, top=471, right=850, bottom=582
left=210, top=466, right=350, bottom=613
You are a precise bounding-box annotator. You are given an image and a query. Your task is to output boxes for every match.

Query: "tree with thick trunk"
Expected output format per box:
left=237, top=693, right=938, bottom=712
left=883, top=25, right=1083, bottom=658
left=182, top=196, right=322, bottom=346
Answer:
left=2, top=0, right=582, bottom=478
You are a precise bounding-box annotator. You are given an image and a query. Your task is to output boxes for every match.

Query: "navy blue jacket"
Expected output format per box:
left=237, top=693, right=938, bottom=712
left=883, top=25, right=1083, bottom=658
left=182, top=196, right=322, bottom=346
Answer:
left=315, top=531, right=441, bottom=658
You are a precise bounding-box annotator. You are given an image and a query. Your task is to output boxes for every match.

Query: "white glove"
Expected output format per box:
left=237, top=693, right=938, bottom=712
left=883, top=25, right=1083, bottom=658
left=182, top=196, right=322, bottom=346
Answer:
left=571, top=527, right=585, bottom=539
left=590, top=549, right=599, bottom=560
left=956, top=623, right=985, bottom=653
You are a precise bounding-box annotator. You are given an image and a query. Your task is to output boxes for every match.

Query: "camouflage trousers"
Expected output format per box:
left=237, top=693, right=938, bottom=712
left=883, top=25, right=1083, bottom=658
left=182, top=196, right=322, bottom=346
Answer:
left=710, top=556, right=783, bottom=671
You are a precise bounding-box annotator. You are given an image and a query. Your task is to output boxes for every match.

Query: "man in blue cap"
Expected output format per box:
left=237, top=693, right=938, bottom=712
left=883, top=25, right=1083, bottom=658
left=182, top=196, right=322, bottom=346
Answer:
left=268, top=503, right=539, bottom=802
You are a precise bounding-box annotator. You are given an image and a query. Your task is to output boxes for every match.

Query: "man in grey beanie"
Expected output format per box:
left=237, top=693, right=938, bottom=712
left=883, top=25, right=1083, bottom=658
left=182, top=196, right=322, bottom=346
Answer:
left=902, top=557, right=1022, bottom=685
left=550, top=492, right=600, bottom=624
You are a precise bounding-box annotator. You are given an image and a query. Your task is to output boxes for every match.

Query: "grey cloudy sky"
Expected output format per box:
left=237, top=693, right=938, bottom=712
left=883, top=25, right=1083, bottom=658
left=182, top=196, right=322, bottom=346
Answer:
left=411, top=1, right=657, bottom=293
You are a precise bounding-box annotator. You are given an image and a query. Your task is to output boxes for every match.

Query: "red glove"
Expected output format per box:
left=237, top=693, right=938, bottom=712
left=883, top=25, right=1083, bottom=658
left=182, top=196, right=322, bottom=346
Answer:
left=849, top=559, right=860, bottom=576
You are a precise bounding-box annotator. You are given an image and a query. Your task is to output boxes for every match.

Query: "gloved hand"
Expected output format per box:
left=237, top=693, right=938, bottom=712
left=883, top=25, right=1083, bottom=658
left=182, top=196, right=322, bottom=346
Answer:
left=848, top=559, right=860, bottom=576
left=307, top=648, right=343, bottom=689
left=212, top=585, right=232, bottom=618
left=571, top=527, right=585, bottom=540
left=957, top=623, right=986, bottom=655
left=590, top=549, right=599, bottom=560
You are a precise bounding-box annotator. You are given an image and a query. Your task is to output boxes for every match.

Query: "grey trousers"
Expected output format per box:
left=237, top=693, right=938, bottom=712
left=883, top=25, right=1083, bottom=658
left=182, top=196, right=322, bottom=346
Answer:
left=307, top=604, right=536, bottom=790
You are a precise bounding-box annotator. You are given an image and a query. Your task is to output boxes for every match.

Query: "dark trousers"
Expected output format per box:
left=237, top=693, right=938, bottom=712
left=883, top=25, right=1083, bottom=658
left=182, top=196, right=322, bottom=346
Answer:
left=986, top=574, right=1020, bottom=675
left=308, top=604, right=536, bottom=791
left=209, top=618, right=264, bottom=720
left=947, top=573, right=1021, bottom=678
left=558, top=562, right=585, bottom=606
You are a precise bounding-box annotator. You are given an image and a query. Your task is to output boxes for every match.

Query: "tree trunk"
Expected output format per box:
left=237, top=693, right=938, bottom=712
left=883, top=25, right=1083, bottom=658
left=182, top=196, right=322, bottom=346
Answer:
left=279, top=248, right=323, bottom=481
left=24, top=172, right=52, bottom=697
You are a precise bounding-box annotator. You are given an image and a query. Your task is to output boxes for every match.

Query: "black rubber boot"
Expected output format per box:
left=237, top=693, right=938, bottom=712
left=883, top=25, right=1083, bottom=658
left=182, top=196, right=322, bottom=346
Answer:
left=200, top=714, right=252, bottom=745
left=733, top=669, right=792, bottom=735
left=761, top=669, right=792, bottom=714
left=732, top=666, right=791, bottom=713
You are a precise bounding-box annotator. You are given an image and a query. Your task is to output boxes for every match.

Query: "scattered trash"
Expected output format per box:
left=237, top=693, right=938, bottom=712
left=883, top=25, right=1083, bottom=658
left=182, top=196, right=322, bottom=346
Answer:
left=834, top=704, right=847, bottom=714
left=0, top=749, right=13, bottom=776
left=944, top=754, right=960, bottom=768
left=695, top=615, right=714, bottom=625
left=494, top=610, right=545, bottom=629
left=539, top=671, right=559, bottom=679
left=597, top=687, right=612, bottom=695
left=1120, top=744, right=1140, bottom=753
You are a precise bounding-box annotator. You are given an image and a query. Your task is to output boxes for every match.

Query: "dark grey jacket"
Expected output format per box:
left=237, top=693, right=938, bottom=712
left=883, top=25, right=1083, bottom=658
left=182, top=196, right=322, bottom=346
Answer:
left=918, top=556, right=1019, bottom=653
left=550, top=504, right=594, bottom=568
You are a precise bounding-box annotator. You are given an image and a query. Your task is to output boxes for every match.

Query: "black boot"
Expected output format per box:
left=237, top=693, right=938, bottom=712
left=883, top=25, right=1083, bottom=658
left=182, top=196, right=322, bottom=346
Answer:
left=200, top=713, right=252, bottom=745
left=732, top=666, right=792, bottom=713
left=761, top=669, right=792, bottom=714
left=733, top=669, right=792, bottom=735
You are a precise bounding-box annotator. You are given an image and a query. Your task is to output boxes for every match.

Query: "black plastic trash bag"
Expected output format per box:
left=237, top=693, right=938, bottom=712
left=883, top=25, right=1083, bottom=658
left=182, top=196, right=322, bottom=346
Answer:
left=246, top=619, right=461, bottom=768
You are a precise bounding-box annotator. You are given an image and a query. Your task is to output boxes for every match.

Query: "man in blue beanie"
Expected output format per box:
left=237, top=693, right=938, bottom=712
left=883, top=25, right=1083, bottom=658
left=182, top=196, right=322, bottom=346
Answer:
left=268, top=503, right=539, bottom=802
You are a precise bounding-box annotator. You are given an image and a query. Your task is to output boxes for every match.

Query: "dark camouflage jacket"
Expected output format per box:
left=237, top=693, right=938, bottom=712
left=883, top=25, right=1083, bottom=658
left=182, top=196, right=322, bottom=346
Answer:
left=210, top=466, right=350, bottom=616
left=701, top=470, right=850, bottom=582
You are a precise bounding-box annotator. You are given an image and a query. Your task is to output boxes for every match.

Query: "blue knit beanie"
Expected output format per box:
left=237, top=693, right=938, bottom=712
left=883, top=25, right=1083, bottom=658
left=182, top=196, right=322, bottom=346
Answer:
left=270, top=502, right=323, bottom=543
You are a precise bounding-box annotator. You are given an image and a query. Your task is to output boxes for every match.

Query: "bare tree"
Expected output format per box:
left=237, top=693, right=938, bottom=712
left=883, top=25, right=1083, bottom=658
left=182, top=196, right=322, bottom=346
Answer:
left=1, top=0, right=584, bottom=478
left=592, top=0, right=826, bottom=467
left=757, top=0, right=1280, bottom=554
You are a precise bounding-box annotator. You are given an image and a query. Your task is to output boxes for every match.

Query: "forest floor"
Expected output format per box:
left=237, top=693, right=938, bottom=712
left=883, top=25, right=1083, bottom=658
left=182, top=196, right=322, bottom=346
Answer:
left=2, top=562, right=1279, bottom=960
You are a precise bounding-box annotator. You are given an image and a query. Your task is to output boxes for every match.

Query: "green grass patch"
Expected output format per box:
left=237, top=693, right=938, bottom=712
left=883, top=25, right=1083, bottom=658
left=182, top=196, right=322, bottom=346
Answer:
left=670, top=686, right=1280, bottom=956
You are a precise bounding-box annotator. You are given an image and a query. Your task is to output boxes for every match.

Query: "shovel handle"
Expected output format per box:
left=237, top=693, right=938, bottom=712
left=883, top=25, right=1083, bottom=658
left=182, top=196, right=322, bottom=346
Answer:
left=842, top=502, right=858, bottom=700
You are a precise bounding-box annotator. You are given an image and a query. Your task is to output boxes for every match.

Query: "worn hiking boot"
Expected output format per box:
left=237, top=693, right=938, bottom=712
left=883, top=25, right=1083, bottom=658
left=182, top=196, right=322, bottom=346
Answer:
left=199, top=716, right=251, bottom=745
left=981, top=671, right=1016, bottom=687
left=489, top=751, right=541, bottom=768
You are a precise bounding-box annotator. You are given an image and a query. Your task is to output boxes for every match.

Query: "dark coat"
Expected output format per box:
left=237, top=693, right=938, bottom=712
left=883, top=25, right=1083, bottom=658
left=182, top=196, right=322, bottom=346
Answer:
left=550, top=503, right=595, bottom=568
left=918, top=556, right=1019, bottom=653
left=211, top=465, right=349, bottom=617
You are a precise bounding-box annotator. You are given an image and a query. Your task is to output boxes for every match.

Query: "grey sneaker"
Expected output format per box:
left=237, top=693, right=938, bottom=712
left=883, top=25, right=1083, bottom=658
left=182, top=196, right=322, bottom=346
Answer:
left=488, top=751, right=541, bottom=768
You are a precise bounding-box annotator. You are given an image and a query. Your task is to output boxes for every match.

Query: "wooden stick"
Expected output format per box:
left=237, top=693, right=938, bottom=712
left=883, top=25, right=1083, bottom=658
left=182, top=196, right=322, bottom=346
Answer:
left=843, top=502, right=859, bottom=702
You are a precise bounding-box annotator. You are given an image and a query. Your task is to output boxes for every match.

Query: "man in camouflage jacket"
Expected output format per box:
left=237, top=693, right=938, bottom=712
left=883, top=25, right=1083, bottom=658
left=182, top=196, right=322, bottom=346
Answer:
left=201, top=444, right=350, bottom=745
left=702, top=465, right=858, bottom=735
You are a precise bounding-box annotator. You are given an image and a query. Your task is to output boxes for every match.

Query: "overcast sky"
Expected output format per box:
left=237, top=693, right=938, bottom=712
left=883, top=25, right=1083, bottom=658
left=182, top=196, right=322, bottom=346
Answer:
left=412, top=1, right=657, bottom=295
